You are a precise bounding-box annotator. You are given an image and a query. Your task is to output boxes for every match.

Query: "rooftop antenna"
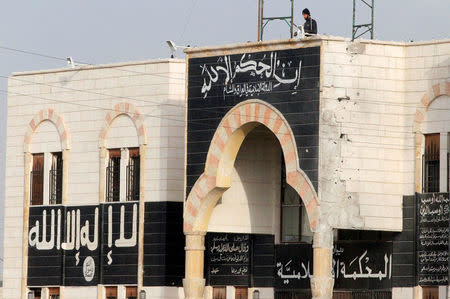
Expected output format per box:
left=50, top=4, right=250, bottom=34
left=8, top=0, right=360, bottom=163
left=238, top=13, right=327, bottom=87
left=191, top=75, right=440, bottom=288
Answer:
left=352, top=0, right=374, bottom=40
left=66, top=57, right=75, bottom=68
left=166, top=40, right=190, bottom=58
left=258, top=0, right=294, bottom=41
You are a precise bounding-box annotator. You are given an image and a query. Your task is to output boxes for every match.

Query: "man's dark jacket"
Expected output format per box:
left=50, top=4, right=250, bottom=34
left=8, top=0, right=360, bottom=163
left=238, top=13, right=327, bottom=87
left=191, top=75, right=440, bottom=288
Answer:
left=304, top=17, right=317, bottom=34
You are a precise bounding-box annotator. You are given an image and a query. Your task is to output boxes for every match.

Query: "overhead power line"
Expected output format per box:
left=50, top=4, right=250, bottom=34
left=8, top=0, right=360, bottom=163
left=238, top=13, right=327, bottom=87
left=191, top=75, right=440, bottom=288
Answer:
left=0, top=45, right=185, bottom=81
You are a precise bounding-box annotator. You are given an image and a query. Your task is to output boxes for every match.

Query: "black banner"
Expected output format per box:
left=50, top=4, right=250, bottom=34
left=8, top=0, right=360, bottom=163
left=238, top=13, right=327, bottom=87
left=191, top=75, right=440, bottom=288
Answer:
left=274, top=243, right=312, bottom=289
left=100, top=202, right=138, bottom=285
left=416, top=192, right=449, bottom=286
left=274, top=242, right=393, bottom=290
left=27, top=202, right=139, bottom=286
left=187, top=47, right=321, bottom=195
left=143, top=201, right=185, bottom=287
left=205, top=233, right=251, bottom=286
left=333, top=241, right=393, bottom=289
left=28, top=206, right=64, bottom=286
left=62, top=205, right=100, bottom=286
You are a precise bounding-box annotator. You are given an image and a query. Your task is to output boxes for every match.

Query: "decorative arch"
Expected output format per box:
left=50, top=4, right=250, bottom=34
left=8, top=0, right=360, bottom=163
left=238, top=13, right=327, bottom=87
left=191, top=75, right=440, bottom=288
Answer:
left=98, top=102, right=147, bottom=148
left=184, top=99, right=321, bottom=234
left=98, top=102, right=148, bottom=289
left=23, top=108, right=70, bottom=153
left=412, top=81, right=450, bottom=192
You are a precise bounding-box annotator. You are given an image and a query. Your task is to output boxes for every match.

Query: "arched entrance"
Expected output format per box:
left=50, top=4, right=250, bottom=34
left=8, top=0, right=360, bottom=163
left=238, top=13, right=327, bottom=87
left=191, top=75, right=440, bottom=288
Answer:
left=183, top=100, right=333, bottom=299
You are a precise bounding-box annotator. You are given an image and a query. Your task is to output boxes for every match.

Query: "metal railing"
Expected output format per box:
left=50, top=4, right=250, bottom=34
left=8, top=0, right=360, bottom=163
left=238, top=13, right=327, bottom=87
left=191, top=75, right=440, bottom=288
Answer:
left=422, top=153, right=440, bottom=193
left=49, top=168, right=62, bottom=205
left=126, top=157, right=140, bottom=201
left=106, top=165, right=120, bottom=202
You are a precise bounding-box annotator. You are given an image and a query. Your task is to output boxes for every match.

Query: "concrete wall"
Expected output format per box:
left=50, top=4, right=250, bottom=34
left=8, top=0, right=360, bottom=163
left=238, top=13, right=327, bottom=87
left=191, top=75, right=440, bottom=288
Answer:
left=3, top=59, right=185, bottom=298
left=319, top=37, right=450, bottom=232
left=208, top=126, right=282, bottom=241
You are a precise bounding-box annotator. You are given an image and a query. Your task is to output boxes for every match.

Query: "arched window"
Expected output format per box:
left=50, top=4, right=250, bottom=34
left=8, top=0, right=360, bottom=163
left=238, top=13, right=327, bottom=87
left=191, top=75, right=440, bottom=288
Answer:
left=29, top=120, right=63, bottom=205
left=104, top=114, right=140, bottom=202
left=422, top=95, right=450, bottom=192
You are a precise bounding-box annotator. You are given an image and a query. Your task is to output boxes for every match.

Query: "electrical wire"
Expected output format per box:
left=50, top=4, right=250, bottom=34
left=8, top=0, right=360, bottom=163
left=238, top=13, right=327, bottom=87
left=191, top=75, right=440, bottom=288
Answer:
left=4, top=78, right=449, bottom=136
left=3, top=88, right=439, bottom=151
left=2, top=75, right=185, bottom=110
left=1, top=43, right=448, bottom=117
left=179, top=0, right=198, bottom=42
left=0, top=45, right=185, bottom=81
left=1, top=44, right=448, bottom=141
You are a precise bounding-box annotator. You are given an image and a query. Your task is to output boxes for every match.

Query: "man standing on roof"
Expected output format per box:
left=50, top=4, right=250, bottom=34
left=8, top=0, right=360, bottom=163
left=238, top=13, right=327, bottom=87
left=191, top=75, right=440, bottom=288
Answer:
left=302, top=8, right=317, bottom=35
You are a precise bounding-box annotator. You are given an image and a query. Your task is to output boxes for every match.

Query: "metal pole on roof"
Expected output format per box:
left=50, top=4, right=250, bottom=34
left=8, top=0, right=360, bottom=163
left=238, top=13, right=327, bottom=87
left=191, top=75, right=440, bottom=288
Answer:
left=258, top=0, right=295, bottom=41
left=352, top=0, right=375, bottom=41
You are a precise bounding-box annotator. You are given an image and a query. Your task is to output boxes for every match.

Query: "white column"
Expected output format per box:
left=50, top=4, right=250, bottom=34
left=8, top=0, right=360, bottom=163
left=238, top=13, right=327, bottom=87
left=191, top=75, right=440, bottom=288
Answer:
left=226, top=286, right=235, bottom=299
left=43, top=152, right=52, bottom=205
left=204, top=286, right=213, bottom=299
left=41, top=287, right=49, bottom=299
left=118, top=285, right=126, bottom=299
left=120, top=148, right=129, bottom=202
left=439, top=132, right=448, bottom=192
left=311, top=228, right=334, bottom=299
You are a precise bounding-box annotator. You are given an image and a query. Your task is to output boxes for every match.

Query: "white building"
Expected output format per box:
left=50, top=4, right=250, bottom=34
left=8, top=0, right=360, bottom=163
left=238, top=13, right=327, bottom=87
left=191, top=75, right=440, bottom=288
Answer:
left=182, top=36, right=449, bottom=299
left=2, top=36, right=450, bottom=299
left=4, top=59, right=186, bottom=299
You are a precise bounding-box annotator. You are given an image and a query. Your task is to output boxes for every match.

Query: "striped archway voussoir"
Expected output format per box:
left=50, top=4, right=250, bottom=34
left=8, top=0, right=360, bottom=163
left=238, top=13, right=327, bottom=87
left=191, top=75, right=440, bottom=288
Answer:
left=98, top=102, right=147, bottom=148
left=184, top=99, right=320, bottom=234
left=23, top=108, right=70, bottom=153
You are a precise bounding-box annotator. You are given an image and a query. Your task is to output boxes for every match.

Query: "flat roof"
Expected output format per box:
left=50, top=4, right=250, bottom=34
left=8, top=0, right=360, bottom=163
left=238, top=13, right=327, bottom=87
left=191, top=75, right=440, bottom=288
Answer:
left=11, top=58, right=185, bottom=77
left=184, top=35, right=450, bottom=55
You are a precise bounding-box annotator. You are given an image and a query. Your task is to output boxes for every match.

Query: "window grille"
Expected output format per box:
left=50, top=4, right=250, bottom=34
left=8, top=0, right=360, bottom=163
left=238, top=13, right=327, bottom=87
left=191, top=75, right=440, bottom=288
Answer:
left=106, top=154, right=121, bottom=202
left=423, top=134, right=440, bottom=193
left=49, top=152, right=63, bottom=205
left=126, top=155, right=140, bottom=201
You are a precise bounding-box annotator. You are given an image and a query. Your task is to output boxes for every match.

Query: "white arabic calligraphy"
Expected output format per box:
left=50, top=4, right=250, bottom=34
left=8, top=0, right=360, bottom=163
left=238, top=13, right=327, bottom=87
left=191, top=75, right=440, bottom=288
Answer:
left=200, top=52, right=303, bottom=99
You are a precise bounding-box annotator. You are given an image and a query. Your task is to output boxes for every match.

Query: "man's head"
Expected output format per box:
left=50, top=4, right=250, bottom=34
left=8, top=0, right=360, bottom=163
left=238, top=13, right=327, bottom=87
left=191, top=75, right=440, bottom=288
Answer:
left=302, top=8, right=310, bottom=20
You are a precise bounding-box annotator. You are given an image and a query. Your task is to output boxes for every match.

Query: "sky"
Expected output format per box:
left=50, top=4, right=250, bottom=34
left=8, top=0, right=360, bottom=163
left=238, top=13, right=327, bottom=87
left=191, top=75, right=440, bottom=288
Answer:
left=0, top=0, right=449, bottom=280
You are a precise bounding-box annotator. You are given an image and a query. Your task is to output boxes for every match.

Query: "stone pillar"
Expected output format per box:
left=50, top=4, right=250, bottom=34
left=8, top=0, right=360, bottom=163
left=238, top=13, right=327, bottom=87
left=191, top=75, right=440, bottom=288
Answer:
left=21, top=152, right=32, bottom=299
left=414, top=133, right=425, bottom=193
left=183, top=232, right=206, bottom=299
left=311, top=229, right=334, bottom=299
left=138, top=145, right=146, bottom=293
left=120, top=148, right=129, bottom=201
left=62, top=149, right=69, bottom=204
left=99, top=147, right=107, bottom=203
left=413, top=286, right=422, bottom=299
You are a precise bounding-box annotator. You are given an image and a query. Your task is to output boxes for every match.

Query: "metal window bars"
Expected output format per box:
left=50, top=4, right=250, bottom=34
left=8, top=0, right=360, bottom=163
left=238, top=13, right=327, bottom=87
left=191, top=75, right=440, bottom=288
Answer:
left=106, top=157, right=121, bottom=202
left=126, top=156, right=140, bottom=201
left=422, top=151, right=440, bottom=193
left=49, top=168, right=62, bottom=205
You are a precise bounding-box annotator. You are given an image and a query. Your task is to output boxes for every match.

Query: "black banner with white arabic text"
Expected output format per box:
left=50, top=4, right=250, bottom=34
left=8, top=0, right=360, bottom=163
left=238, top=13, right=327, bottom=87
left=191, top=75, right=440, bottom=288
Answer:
left=187, top=47, right=321, bottom=195
left=205, top=233, right=251, bottom=286
left=416, top=192, right=449, bottom=286
left=27, top=202, right=139, bottom=286
left=274, top=241, right=393, bottom=290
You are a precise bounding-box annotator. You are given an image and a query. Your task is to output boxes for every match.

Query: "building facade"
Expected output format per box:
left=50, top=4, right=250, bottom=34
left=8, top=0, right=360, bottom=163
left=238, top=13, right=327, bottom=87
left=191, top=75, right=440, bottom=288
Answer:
left=2, top=36, right=450, bottom=299
left=4, top=59, right=187, bottom=299
left=182, top=36, right=449, bottom=299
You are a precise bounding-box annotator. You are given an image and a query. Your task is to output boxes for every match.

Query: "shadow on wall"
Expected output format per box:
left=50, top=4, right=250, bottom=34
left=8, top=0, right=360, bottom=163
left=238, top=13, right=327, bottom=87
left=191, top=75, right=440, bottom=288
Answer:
left=209, top=124, right=282, bottom=238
